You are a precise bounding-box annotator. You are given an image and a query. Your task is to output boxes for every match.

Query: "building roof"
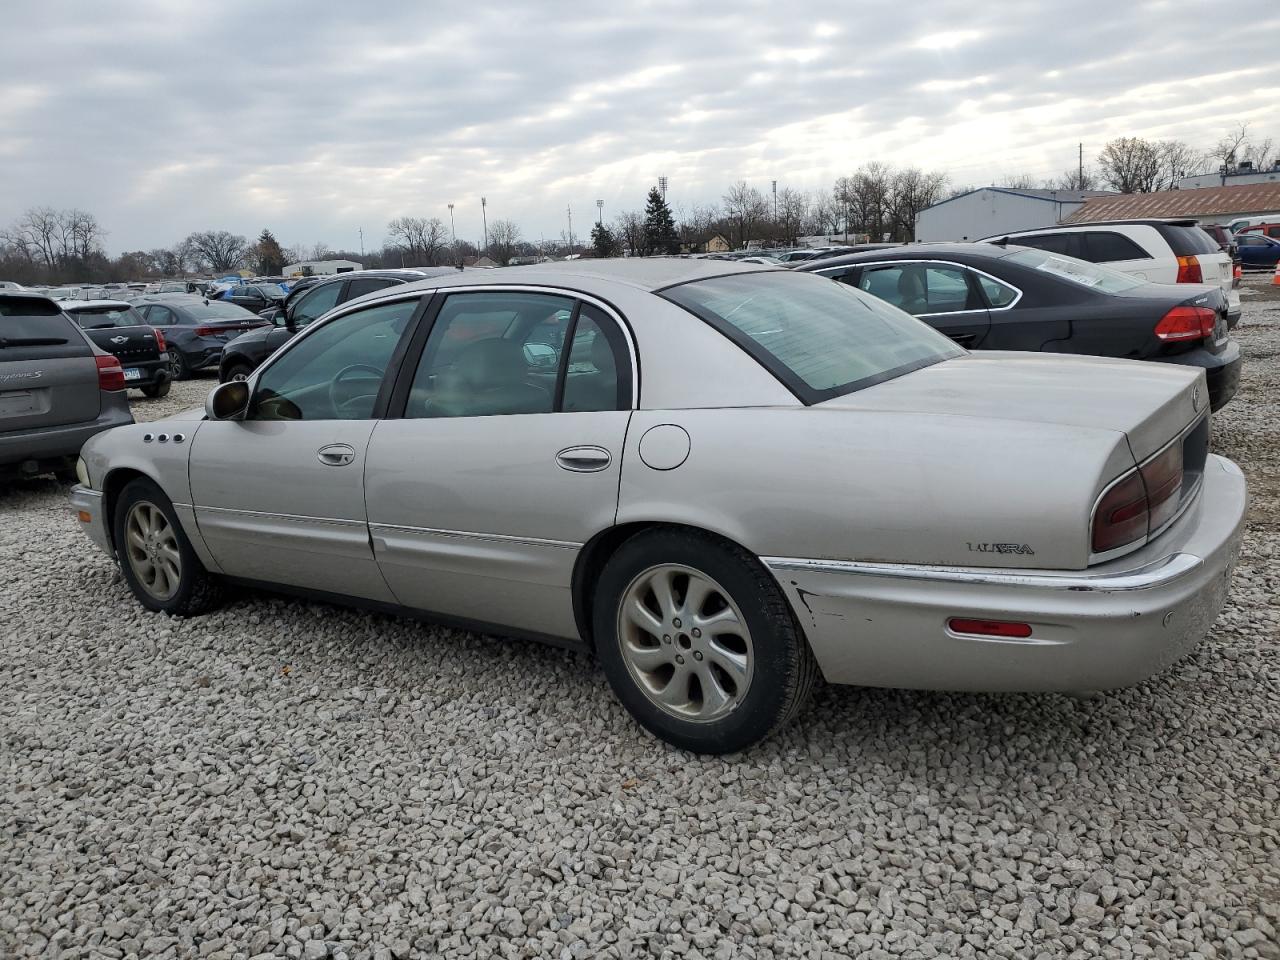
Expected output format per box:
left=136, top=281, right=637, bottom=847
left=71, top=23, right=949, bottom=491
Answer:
left=1063, top=182, right=1280, bottom=223
left=920, top=186, right=1110, bottom=214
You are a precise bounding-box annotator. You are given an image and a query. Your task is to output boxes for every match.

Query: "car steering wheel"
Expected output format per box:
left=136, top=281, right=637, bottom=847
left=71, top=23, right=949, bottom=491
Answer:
left=329, top=363, right=384, bottom=417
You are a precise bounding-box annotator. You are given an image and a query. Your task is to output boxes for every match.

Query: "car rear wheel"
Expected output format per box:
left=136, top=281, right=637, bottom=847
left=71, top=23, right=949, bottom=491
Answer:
left=593, top=528, right=817, bottom=754
left=168, top=352, right=190, bottom=381
left=113, top=477, right=222, bottom=616
left=141, top=379, right=171, bottom=398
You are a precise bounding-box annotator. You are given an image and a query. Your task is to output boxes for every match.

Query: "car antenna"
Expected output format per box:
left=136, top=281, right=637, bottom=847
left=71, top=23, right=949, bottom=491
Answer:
left=992, top=236, right=1009, bottom=246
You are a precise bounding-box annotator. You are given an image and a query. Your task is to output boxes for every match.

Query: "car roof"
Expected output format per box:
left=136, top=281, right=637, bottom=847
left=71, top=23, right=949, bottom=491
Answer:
left=798, top=243, right=1010, bottom=270
left=395, top=257, right=777, bottom=296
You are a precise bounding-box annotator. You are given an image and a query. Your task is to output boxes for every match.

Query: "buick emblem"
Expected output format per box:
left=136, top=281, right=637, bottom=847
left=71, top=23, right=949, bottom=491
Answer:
left=110, top=336, right=129, bottom=344
left=1191, top=385, right=1202, bottom=412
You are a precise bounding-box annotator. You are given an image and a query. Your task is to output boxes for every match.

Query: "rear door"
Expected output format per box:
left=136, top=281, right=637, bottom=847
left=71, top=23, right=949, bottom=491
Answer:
left=1, top=296, right=101, bottom=433
left=1079, top=230, right=1158, bottom=281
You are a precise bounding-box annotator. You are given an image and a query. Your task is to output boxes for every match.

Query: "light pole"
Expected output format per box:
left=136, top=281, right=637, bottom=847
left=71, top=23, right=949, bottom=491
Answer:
left=480, top=197, right=488, bottom=255
left=771, top=180, right=777, bottom=221
left=658, top=176, right=668, bottom=200
left=358, top=227, right=364, bottom=259
left=447, top=204, right=457, bottom=266
left=596, top=199, right=603, bottom=225
left=566, top=204, right=574, bottom=251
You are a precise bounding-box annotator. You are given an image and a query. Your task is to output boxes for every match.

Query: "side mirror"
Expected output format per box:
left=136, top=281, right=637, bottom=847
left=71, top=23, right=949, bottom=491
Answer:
left=205, top=380, right=250, bottom=421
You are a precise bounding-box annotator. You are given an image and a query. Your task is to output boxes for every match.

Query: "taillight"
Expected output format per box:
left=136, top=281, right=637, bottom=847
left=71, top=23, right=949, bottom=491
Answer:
left=152, top=327, right=166, bottom=352
left=1155, top=305, right=1216, bottom=341
left=1233, top=263, right=1242, bottom=281
left=1174, top=255, right=1202, bottom=283
left=95, top=354, right=125, bottom=392
left=1091, top=442, right=1185, bottom=554
left=193, top=325, right=215, bottom=336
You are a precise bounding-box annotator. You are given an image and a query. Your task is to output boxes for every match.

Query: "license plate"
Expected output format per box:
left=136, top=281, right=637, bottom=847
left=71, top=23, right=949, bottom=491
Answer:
left=124, top=368, right=141, bottom=381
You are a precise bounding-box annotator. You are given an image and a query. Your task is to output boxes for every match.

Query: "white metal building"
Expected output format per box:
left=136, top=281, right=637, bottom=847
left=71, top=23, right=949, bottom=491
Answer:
left=282, top=259, right=363, bottom=277
left=914, top=188, right=1110, bottom=242
left=1176, top=165, right=1280, bottom=190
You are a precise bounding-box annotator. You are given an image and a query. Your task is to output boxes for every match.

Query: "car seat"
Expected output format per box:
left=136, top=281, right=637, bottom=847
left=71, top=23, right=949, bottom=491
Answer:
left=424, top=338, right=550, bottom=417
left=896, top=270, right=928, bottom=315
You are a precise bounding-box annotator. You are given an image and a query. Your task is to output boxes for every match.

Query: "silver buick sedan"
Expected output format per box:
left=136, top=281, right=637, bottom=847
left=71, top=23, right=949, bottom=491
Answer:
left=70, top=260, right=1247, bottom=753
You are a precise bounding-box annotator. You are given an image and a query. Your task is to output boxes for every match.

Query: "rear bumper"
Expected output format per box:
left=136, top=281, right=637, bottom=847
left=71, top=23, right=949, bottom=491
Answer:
left=0, top=393, right=133, bottom=473
left=120, top=356, right=170, bottom=388
left=766, top=455, right=1247, bottom=692
left=1158, top=341, right=1241, bottom=411
left=70, top=484, right=112, bottom=556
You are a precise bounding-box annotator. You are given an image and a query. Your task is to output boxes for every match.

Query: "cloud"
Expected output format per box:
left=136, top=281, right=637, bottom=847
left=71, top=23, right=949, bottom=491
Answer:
left=0, top=0, right=1274, bottom=253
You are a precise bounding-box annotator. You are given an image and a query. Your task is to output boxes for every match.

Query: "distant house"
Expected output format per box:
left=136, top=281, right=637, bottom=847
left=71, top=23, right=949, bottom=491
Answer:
left=704, top=234, right=733, bottom=253
left=1063, top=182, right=1280, bottom=226
left=915, top=188, right=1114, bottom=242
left=282, top=258, right=362, bottom=277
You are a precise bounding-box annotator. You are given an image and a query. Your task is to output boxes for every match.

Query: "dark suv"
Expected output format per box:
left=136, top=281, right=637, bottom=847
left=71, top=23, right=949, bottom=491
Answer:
left=218, top=269, right=458, bottom=381
left=1, top=292, right=133, bottom=480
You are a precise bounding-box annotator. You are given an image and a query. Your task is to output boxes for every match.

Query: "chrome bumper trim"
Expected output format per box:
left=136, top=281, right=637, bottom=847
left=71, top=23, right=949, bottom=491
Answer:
left=762, top=552, right=1204, bottom=593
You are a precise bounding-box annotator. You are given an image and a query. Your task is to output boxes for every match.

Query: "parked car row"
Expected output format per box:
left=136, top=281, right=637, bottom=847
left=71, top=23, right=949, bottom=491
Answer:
left=67, top=258, right=1246, bottom=753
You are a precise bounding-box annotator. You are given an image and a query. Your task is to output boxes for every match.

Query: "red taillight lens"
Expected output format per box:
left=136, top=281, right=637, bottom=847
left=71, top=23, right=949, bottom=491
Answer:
left=1174, top=255, right=1202, bottom=283
left=152, top=327, right=166, bottom=352
left=1155, top=305, right=1216, bottom=341
left=1091, top=442, right=1185, bottom=554
left=95, top=354, right=125, bottom=391
left=193, top=325, right=215, bottom=336
left=948, top=618, right=1033, bottom=639
left=1233, top=263, right=1242, bottom=281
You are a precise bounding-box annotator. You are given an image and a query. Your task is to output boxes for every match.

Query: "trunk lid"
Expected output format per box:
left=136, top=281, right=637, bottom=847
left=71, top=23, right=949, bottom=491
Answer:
left=79, top=323, right=163, bottom=363
left=822, top=351, right=1204, bottom=462
left=1, top=296, right=101, bottom=433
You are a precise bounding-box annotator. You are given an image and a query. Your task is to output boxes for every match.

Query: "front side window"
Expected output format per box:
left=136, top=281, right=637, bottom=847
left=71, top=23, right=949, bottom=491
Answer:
left=856, top=264, right=979, bottom=315
left=405, top=291, right=574, bottom=418
left=291, top=282, right=343, bottom=326
left=249, top=298, right=420, bottom=421
left=662, top=271, right=963, bottom=402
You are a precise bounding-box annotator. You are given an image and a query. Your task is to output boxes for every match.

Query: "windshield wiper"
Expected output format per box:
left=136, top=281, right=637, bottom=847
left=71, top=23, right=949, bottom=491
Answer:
left=0, top=336, right=69, bottom=347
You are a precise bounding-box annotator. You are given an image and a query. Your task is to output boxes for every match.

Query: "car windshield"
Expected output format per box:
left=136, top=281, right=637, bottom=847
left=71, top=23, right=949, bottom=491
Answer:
left=70, top=306, right=142, bottom=328
left=179, top=302, right=258, bottom=320
left=662, top=271, right=963, bottom=401
left=1005, top=248, right=1147, bottom=293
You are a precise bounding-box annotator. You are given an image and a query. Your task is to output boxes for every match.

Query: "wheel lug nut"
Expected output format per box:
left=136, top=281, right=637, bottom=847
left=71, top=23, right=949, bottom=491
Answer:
left=693, top=651, right=703, bottom=661
left=663, top=635, right=671, bottom=643
left=672, top=618, right=682, bottom=628
left=675, top=655, right=684, bottom=665
left=692, top=628, right=701, bottom=638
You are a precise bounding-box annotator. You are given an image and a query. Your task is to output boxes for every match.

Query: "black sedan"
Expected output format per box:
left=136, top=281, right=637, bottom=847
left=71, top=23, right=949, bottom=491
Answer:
left=218, top=268, right=459, bottom=381
left=221, top=283, right=287, bottom=315
left=130, top=294, right=270, bottom=380
left=797, top=243, right=1241, bottom=410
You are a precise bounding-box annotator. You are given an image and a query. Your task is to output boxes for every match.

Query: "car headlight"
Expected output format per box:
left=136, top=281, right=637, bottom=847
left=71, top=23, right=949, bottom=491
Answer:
left=75, top=456, right=90, bottom=488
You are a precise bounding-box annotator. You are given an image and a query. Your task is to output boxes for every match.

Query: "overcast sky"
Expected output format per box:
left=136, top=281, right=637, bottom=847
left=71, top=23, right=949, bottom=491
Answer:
left=2, top=1, right=1275, bottom=254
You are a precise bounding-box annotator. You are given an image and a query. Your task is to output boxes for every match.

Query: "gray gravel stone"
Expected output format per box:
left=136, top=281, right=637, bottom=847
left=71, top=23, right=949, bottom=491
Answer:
left=2, top=282, right=1279, bottom=958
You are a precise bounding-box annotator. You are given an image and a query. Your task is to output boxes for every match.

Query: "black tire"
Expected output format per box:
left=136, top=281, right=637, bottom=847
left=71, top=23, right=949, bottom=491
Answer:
left=168, top=351, right=191, bottom=381
left=222, top=361, right=253, bottom=383
left=112, top=477, right=223, bottom=617
left=141, top=379, right=171, bottom=398
left=593, top=528, right=818, bottom=754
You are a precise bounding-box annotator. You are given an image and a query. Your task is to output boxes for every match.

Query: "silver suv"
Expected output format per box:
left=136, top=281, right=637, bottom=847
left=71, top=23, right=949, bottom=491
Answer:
left=1, top=292, right=133, bottom=480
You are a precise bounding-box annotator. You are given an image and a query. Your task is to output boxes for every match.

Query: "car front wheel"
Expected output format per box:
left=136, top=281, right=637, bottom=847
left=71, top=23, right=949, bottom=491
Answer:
left=222, top=361, right=253, bottom=383
left=168, top=351, right=190, bottom=381
left=593, top=528, right=817, bottom=754
left=113, top=477, right=222, bottom=616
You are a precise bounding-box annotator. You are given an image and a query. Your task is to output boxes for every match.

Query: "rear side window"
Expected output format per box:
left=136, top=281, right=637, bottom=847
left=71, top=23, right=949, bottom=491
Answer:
left=1162, top=225, right=1219, bottom=257
left=1011, top=233, right=1075, bottom=256
left=1082, top=231, right=1150, bottom=263
left=0, top=297, right=88, bottom=360
left=346, top=277, right=400, bottom=300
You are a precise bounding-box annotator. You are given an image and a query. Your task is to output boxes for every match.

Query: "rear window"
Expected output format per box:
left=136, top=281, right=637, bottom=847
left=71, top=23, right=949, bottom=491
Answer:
left=69, top=305, right=144, bottom=328
left=1161, top=225, right=1220, bottom=257
left=1006, top=249, right=1146, bottom=292
left=1, top=297, right=84, bottom=357
left=1082, top=231, right=1150, bottom=263
left=661, top=271, right=963, bottom=403
left=180, top=303, right=258, bottom=321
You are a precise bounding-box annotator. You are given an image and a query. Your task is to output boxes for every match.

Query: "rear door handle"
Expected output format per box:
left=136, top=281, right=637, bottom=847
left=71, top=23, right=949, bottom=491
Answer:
left=317, top=443, right=356, bottom=466
left=556, top=445, right=612, bottom=473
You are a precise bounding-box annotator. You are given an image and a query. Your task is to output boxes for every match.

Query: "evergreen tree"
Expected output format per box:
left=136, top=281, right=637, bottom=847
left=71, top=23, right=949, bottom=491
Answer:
left=642, top=187, right=678, bottom=255
left=256, top=228, right=286, bottom=275
left=590, top=222, right=618, bottom=258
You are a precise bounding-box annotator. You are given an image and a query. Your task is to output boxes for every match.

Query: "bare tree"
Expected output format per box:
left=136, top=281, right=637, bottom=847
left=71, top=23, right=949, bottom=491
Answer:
left=1208, top=122, right=1252, bottom=169
left=888, top=168, right=949, bottom=241
left=675, top=203, right=721, bottom=252
left=845, top=163, right=894, bottom=240
left=309, top=242, right=333, bottom=261
left=809, top=188, right=843, bottom=236
left=386, top=216, right=449, bottom=265
left=1051, top=166, right=1100, bottom=191
left=1097, top=137, right=1161, bottom=193
left=1000, top=173, right=1045, bottom=191
left=1155, top=140, right=1205, bottom=190
left=485, top=219, right=521, bottom=265
left=184, top=230, right=250, bottom=272
left=721, top=181, right=768, bottom=249
left=613, top=210, right=646, bottom=257
left=773, top=188, right=810, bottom=245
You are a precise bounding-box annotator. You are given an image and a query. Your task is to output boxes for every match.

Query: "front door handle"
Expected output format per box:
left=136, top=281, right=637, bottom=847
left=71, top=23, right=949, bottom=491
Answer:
left=556, top=445, right=612, bottom=473
left=317, top=443, right=356, bottom=466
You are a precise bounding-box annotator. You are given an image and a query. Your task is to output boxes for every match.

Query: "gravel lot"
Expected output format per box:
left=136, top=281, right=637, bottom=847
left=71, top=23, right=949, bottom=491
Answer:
left=3, top=282, right=1278, bottom=960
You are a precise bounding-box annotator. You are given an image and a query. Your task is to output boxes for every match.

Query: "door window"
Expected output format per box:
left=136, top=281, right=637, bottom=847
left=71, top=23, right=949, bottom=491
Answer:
left=291, top=281, right=343, bottom=327
left=1011, top=232, right=1075, bottom=256
left=1081, top=231, right=1150, bottom=263
left=976, top=273, right=1018, bottom=308
left=857, top=264, right=979, bottom=315
left=249, top=298, right=420, bottom=421
left=145, top=306, right=174, bottom=326
left=561, top=305, right=628, bottom=412
left=405, top=291, right=575, bottom=418
left=345, top=277, right=400, bottom=300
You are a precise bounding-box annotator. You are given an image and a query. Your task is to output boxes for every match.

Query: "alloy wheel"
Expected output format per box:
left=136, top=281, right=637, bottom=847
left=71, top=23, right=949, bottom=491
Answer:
left=616, top=563, right=754, bottom=723
left=124, top=501, right=181, bottom=600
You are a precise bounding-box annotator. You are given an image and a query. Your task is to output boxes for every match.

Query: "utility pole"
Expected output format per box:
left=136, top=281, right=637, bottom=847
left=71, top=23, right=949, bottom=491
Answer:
left=358, top=227, right=364, bottom=259
left=596, top=199, right=603, bottom=225
left=447, top=204, right=457, bottom=265
left=480, top=197, right=488, bottom=255
left=1078, top=142, right=1083, bottom=188
left=566, top=204, right=574, bottom=251
left=772, top=180, right=777, bottom=221
left=658, top=176, right=668, bottom=200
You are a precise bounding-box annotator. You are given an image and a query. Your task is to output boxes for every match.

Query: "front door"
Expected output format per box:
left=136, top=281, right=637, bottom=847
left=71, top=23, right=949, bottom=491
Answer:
left=848, top=262, right=992, bottom=348
left=189, top=295, right=425, bottom=600
left=364, top=291, right=634, bottom=639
